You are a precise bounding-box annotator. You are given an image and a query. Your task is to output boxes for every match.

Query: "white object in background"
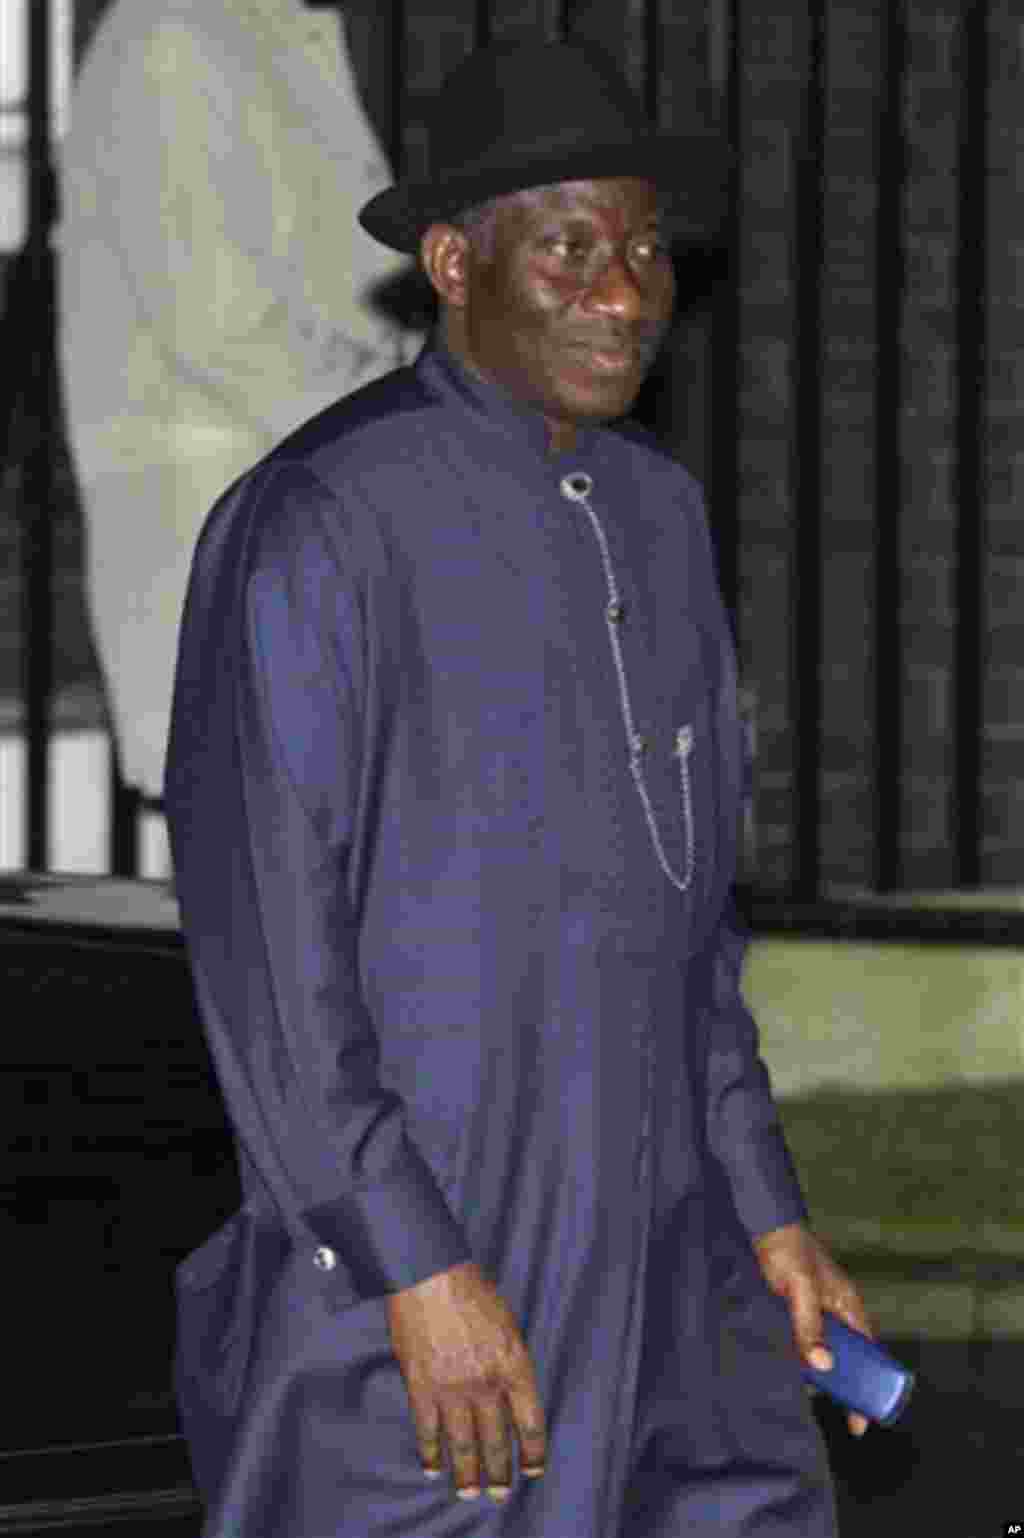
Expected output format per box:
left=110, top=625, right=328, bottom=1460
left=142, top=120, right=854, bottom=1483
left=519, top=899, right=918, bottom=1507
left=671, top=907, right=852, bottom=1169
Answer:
left=0, top=733, right=26, bottom=871
left=57, top=0, right=420, bottom=801
left=1, top=728, right=110, bottom=874
left=138, top=805, right=171, bottom=881
left=0, top=0, right=73, bottom=252
left=0, top=727, right=171, bottom=877
left=48, top=727, right=110, bottom=873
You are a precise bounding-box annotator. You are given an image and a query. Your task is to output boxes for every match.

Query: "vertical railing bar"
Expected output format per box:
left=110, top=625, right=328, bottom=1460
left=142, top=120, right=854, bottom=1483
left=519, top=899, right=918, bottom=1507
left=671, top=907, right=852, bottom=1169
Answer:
left=21, top=0, right=56, bottom=871
left=476, top=0, right=493, bottom=48
left=109, top=751, right=138, bottom=877
left=643, top=0, right=661, bottom=124
left=951, top=1, right=989, bottom=888
left=789, top=0, right=826, bottom=898
left=535, top=0, right=567, bottom=41
left=710, top=0, right=741, bottom=625
left=393, top=0, right=409, bottom=177
left=873, top=0, right=907, bottom=891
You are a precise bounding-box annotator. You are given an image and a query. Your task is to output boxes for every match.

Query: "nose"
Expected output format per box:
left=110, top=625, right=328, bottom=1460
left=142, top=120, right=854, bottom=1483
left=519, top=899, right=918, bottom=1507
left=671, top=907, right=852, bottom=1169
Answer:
left=582, top=249, right=644, bottom=322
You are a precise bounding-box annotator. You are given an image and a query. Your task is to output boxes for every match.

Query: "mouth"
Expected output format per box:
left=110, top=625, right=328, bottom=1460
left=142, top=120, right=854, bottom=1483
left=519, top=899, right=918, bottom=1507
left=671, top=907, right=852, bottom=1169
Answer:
left=565, top=341, right=645, bottom=377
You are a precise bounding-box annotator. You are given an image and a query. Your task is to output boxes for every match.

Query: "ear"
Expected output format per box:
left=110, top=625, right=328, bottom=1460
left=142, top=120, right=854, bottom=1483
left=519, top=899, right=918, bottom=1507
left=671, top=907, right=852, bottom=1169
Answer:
left=419, top=225, right=472, bottom=310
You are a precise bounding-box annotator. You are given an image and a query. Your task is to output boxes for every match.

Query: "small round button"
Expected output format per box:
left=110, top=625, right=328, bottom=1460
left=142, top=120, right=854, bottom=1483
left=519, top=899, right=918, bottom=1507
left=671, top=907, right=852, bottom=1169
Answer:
left=606, top=599, right=625, bottom=624
left=313, top=1246, right=337, bottom=1272
left=560, top=472, right=593, bottom=502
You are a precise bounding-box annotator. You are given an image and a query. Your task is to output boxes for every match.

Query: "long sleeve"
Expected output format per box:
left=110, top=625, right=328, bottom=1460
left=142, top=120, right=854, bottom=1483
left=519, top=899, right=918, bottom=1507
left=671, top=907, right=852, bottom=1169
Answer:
left=702, top=899, right=809, bottom=1239
left=692, top=496, right=809, bottom=1239
left=166, top=461, right=473, bottom=1297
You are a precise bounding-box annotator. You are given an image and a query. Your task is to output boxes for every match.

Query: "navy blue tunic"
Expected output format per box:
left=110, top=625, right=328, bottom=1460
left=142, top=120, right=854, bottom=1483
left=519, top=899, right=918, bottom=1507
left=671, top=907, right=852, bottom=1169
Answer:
left=165, top=342, right=837, bottom=1536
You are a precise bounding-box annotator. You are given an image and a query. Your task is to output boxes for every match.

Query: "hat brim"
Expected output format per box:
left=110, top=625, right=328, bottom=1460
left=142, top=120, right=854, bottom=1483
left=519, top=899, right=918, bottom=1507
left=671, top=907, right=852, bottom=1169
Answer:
left=358, top=134, right=731, bottom=255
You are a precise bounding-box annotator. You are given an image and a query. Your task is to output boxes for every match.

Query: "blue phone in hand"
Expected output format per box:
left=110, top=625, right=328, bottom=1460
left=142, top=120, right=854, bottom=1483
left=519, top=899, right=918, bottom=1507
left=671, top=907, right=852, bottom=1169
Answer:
left=802, top=1313, right=915, bottom=1426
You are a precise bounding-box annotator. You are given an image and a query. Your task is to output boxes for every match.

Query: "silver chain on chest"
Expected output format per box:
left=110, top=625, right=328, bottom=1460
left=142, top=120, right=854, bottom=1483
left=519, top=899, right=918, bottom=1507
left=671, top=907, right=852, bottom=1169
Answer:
left=559, top=472, right=695, bottom=893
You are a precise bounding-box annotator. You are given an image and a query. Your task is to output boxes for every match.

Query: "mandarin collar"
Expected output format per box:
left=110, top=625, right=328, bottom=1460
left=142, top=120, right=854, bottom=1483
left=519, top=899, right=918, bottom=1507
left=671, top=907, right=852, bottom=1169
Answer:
left=417, top=339, right=603, bottom=471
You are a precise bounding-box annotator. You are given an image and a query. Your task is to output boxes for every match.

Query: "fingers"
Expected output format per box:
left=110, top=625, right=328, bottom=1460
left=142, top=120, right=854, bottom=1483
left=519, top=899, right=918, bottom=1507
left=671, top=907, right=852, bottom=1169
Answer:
left=475, top=1399, right=514, bottom=1502
left=788, top=1278, right=830, bottom=1372
left=417, top=1431, right=445, bottom=1480
left=389, top=1263, right=546, bottom=1502
left=506, top=1383, right=547, bottom=1478
left=756, top=1228, right=876, bottom=1438
left=754, top=1224, right=830, bottom=1370
left=440, top=1402, right=482, bottom=1501
left=831, top=1290, right=875, bottom=1342
left=431, top=1397, right=519, bottom=1503
left=408, top=1393, right=445, bottom=1480
left=427, top=1387, right=546, bottom=1498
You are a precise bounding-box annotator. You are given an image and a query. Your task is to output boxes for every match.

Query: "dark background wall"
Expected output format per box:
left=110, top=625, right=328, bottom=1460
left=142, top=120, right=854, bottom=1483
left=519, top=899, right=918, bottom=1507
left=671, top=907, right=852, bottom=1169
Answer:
left=2, top=0, right=1021, bottom=894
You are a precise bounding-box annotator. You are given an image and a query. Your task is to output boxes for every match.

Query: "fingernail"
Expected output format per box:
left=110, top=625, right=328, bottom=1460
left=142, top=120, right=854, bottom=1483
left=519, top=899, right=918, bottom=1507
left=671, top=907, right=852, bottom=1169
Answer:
left=522, top=1465, right=546, bottom=1478
left=809, top=1346, right=832, bottom=1372
left=488, top=1486, right=512, bottom=1502
left=456, top=1487, right=481, bottom=1500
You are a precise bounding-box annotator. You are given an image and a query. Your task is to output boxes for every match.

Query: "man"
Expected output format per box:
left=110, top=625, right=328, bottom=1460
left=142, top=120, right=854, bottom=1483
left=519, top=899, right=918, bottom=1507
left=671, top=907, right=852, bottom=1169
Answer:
left=58, top=0, right=415, bottom=812
left=166, top=38, right=871, bottom=1538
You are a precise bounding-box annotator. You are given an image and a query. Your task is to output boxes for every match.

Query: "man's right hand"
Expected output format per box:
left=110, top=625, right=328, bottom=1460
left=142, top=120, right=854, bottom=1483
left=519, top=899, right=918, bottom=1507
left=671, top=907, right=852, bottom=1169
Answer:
left=386, top=1259, right=547, bottom=1503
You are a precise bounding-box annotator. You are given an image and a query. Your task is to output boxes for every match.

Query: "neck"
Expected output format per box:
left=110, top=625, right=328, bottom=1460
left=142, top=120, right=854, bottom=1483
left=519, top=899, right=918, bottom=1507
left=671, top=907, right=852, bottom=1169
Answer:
left=546, top=418, right=578, bottom=456
left=438, top=326, right=580, bottom=458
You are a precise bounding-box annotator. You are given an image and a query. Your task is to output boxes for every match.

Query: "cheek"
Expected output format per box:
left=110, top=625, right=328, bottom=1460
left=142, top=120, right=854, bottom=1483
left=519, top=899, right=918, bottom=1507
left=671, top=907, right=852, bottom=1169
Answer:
left=513, top=263, right=580, bottom=318
left=504, top=286, right=577, bottom=374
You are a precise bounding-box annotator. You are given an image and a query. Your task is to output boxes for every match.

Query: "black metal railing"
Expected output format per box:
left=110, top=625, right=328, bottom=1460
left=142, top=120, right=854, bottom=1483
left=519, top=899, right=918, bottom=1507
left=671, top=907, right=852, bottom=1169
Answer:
left=769, top=0, right=995, bottom=901
left=8, top=0, right=57, bottom=873
left=873, top=0, right=908, bottom=894
left=790, top=0, right=827, bottom=900
left=951, top=0, right=990, bottom=890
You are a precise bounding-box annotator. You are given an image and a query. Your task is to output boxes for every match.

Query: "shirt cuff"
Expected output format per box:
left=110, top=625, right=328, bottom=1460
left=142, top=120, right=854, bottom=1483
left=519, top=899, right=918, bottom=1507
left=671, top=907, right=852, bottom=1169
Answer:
left=304, top=1142, right=473, bottom=1297
left=726, top=1126, right=811, bottom=1241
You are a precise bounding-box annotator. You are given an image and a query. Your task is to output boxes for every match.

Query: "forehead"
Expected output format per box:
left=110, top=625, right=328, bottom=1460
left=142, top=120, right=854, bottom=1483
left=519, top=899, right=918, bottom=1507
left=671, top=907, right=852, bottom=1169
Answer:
left=505, top=177, right=664, bottom=229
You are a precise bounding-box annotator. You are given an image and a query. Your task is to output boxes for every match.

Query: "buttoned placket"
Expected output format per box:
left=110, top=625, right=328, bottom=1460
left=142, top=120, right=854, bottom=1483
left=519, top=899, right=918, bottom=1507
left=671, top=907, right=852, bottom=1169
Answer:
left=558, top=466, right=660, bottom=1192
left=557, top=467, right=659, bottom=1536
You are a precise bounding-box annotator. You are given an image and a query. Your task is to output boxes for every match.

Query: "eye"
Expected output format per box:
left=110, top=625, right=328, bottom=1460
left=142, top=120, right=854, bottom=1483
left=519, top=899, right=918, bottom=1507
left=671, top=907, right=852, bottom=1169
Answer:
left=633, top=233, right=670, bottom=261
left=544, top=235, right=591, bottom=263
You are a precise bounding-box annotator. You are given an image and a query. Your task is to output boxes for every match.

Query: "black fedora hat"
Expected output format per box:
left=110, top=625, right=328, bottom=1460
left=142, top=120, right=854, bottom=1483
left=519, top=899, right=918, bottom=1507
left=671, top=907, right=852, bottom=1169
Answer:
left=358, top=38, right=730, bottom=255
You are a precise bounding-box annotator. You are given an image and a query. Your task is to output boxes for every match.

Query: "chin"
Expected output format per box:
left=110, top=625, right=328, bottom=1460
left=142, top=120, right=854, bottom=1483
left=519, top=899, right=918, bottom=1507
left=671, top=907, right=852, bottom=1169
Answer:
left=549, top=359, right=647, bottom=423
left=562, top=381, right=642, bottom=422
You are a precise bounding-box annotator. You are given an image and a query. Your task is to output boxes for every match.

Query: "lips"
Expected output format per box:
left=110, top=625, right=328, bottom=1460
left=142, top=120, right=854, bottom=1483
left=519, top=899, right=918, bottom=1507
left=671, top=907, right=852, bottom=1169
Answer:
left=566, top=341, right=643, bottom=376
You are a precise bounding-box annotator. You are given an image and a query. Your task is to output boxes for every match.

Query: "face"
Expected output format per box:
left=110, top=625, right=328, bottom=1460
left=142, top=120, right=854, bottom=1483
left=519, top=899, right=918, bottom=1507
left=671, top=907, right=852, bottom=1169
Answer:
left=423, top=178, right=676, bottom=453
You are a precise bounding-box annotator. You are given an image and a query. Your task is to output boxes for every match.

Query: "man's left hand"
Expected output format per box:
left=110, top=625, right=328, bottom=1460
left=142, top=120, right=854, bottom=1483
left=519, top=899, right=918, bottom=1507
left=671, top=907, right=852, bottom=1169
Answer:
left=753, top=1222, right=873, bottom=1438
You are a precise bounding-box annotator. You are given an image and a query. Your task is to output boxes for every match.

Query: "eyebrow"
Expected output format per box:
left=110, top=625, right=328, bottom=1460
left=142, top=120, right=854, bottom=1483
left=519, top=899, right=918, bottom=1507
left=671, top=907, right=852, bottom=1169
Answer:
left=536, top=211, right=667, bottom=234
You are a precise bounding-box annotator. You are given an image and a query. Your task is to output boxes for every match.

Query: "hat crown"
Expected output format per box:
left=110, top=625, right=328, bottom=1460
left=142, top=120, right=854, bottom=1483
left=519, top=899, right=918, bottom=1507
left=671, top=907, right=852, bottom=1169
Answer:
left=357, top=36, right=729, bottom=254
left=424, top=40, right=653, bottom=183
